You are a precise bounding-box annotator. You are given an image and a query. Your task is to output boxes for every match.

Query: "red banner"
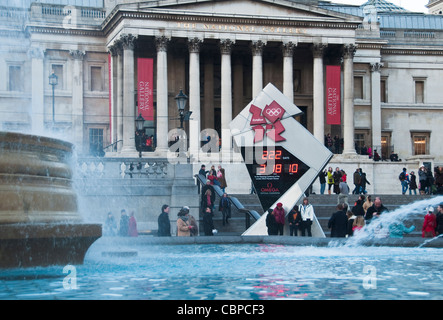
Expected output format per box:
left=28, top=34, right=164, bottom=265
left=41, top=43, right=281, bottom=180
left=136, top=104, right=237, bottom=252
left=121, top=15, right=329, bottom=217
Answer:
left=326, top=65, right=341, bottom=125
left=108, top=54, right=112, bottom=141
left=137, top=58, right=154, bottom=121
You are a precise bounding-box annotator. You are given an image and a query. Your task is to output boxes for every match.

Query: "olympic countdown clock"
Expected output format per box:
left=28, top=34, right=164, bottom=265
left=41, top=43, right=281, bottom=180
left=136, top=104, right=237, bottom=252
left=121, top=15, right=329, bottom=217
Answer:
left=230, top=83, right=333, bottom=236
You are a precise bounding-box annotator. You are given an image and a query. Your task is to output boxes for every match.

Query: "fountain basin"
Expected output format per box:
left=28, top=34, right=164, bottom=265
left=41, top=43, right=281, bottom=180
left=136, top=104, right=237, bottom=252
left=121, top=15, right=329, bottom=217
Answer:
left=0, top=132, right=80, bottom=224
left=0, top=223, right=101, bottom=268
left=0, top=132, right=101, bottom=268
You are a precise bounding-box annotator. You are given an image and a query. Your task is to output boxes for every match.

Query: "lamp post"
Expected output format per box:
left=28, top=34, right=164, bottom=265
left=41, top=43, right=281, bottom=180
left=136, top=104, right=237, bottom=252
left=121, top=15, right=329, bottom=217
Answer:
left=175, top=89, right=188, bottom=129
left=135, top=113, right=145, bottom=158
left=48, top=71, right=58, bottom=127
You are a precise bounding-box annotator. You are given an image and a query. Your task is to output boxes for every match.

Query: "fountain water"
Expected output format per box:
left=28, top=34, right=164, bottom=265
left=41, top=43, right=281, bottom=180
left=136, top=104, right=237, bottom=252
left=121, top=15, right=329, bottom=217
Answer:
left=345, top=195, right=443, bottom=247
left=0, top=131, right=102, bottom=268
left=1, top=195, right=443, bottom=299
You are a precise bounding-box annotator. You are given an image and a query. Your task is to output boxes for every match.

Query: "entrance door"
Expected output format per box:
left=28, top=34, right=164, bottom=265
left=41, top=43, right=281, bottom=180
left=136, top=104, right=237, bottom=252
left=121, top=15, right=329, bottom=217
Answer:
left=295, top=106, right=307, bottom=128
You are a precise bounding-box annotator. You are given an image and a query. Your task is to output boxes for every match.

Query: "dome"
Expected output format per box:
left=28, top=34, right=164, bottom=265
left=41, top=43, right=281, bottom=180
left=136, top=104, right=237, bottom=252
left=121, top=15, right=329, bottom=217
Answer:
left=360, top=0, right=409, bottom=13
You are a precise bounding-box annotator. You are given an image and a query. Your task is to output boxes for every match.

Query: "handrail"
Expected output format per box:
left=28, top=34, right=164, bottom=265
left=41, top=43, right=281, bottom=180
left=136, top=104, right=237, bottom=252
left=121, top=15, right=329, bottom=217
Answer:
left=103, top=140, right=123, bottom=152
left=194, top=174, right=261, bottom=221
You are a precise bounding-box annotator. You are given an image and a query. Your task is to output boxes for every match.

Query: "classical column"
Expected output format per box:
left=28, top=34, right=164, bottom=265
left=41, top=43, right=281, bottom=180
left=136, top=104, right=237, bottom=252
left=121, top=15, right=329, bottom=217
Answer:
left=312, top=43, right=326, bottom=143
left=69, top=50, right=85, bottom=151
left=156, top=36, right=170, bottom=154
left=282, top=41, right=296, bottom=102
left=120, top=34, right=137, bottom=154
left=188, top=37, right=202, bottom=155
left=108, top=44, right=118, bottom=149
left=342, top=44, right=357, bottom=155
left=203, top=54, right=214, bottom=130
left=233, top=55, right=244, bottom=117
left=371, top=62, right=383, bottom=153
left=220, top=39, right=234, bottom=157
left=115, top=40, right=124, bottom=152
left=28, top=47, right=45, bottom=134
left=251, top=40, right=265, bottom=98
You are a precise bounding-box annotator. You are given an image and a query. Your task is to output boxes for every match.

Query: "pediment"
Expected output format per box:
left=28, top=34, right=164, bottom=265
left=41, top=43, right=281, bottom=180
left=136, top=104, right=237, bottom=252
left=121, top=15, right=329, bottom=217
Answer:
left=133, top=0, right=361, bottom=23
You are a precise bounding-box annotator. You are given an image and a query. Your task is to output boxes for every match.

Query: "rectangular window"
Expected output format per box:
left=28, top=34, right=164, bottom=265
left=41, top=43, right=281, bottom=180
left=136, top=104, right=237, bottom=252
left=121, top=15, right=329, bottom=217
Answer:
left=9, top=66, right=23, bottom=92
left=412, top=132, right=430, bottom=155
left=89, top=128, right=104, bottom=156
left=51, top=64, right=64, bottom=90
left=354, top=131, right=368, bottom=155
left=91, top=66, right=103, bottom=92
left=415, top=80, right=424, bottom=103
left=354, top=76, right=363, bottom=100
left=380, top=79, right=387, bottom=103
left=381, top=133, right=392, bottom=160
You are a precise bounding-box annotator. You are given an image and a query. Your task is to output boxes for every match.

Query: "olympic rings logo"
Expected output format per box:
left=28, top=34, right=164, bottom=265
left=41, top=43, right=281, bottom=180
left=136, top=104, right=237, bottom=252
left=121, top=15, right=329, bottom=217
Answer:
left=265, top=108, right=283, bottom=117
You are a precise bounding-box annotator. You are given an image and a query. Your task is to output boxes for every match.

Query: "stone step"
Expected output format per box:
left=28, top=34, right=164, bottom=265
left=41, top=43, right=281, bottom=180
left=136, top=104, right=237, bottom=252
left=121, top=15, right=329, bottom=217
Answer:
left=310, top=194, right=435, bottom=238
left=199, top=192, right=436, bottom=237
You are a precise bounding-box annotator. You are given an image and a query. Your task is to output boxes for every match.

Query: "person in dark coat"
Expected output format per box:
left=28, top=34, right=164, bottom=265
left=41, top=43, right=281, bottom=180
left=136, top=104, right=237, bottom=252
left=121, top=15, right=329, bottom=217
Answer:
left=365, top=197, right=389, bottom=223
left=266, top=208, right=278, bottom=235
left=201, top=181, right=216, bottom=210
left=436, top=203, right=443, bottom=235
left=198, top=164, right=209, bottom=178
left=328, top=204, right=348, bottom=238
left=157, top=204, right=171, bottom=237
left=219, top=193, right=231, bottom=226
left=119, top=209, right=129, bottom=237
left=288, top=206, right=302, bottom=236
left=359, top=168, right=371, bottom=194
left=203, top=206, right=215, bottom=236
left=318, top=169, right=327, bottom=195
left=409, top=171, right=418, bottom=195
left=351, top=195, right=365, bottom=217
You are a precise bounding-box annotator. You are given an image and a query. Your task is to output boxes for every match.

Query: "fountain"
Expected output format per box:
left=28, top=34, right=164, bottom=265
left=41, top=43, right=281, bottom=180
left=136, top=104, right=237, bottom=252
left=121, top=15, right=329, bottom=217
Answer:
left=0, top=131, right=102, bottom=268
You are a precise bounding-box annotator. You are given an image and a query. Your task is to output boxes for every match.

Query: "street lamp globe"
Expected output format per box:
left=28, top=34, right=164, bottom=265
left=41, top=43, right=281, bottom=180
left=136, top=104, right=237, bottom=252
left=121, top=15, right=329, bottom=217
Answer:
left=135, top=114, right=145, bottom=131
left=175, top=89, right=188, bottom=113
left=49, top=72, right=58, bottom=86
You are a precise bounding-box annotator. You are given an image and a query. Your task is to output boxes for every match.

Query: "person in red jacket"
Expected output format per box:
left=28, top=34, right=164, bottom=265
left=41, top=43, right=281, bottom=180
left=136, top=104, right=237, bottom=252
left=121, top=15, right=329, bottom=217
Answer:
left=129, top=211, right=138, bottom=237
left=422, top=206, right=436, bottom=238
left=273, top=203, right=285, bottom=236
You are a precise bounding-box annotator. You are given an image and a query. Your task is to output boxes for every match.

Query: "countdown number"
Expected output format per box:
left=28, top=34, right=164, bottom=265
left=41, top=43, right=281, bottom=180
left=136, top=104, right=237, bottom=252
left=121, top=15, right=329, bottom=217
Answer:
left=262, top=150, right=282, bottom=160
left=259, top=164, right=282, bottom=174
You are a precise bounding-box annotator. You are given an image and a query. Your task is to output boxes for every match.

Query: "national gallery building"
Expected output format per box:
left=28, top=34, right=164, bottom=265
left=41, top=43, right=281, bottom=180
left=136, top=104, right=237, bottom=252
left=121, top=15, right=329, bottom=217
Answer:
left=1, top=0, right=443, bottom=167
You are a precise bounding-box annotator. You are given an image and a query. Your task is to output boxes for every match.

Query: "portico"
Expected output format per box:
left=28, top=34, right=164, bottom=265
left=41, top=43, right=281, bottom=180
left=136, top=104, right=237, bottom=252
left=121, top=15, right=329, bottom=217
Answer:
left=105, top=2, right=362, bottom=159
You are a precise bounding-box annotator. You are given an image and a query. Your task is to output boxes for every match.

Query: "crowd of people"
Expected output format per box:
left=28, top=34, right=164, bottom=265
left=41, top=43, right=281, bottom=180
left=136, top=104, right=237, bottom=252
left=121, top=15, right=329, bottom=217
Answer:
left=157, top=163, right=231, bottom=237
left=317, top=166, right=370, bottom=197
left=103, top=198, right=443, bottom=239
left=317, top=164, right=443, bottom=197
left=266, top=197, right=315, bottom=237
left=103, top=209, right=138, bottom=237
left=102, top=160, right=443, bottom=239
left=264, top=193, right=443, bottom=239
left=399, top=166, right=443, bottom=195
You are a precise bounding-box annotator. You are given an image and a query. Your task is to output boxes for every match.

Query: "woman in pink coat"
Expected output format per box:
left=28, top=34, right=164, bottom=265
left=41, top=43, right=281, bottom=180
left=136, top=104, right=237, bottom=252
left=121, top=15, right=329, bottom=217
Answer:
left=128, top=211, right=138, bottom=237
left=273, top=203, right=285, bottom=236
left=422, top=207, right=436, bottom=238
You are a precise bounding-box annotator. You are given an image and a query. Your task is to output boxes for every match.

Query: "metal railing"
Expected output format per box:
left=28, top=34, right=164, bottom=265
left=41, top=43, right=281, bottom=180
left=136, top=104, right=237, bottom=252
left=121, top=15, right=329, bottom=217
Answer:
left=102, top=140, right=123, bottom=153
left=194, top=174, right=261, bottom=229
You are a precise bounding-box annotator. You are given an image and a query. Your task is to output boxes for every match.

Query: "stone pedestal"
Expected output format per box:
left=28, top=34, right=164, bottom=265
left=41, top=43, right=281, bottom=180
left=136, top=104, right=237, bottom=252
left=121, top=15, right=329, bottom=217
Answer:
left=0, top=132, right=101, bottom=268
left=0, top=224, right=101, bottom=268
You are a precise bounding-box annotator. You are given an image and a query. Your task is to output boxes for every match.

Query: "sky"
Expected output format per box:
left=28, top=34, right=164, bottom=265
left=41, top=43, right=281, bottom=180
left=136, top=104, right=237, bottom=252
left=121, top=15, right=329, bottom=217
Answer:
left=330, top=0, right=429, bottom=13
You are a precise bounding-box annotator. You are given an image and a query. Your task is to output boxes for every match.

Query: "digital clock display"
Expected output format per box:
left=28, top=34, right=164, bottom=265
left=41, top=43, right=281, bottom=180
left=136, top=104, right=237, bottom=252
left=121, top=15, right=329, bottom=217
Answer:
left=241, top=146, right=310, bottom=211
left=255, top=149, right=299, bottom=175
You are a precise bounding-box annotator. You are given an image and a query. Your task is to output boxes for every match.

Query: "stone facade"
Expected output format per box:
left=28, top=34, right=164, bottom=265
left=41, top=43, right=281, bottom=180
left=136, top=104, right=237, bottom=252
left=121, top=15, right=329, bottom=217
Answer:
left=0, top=0, right=442, bottom=203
